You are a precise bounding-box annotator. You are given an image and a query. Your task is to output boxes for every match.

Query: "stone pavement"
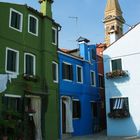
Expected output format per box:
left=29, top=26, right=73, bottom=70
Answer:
left=63, top=131, right=140, bottom=140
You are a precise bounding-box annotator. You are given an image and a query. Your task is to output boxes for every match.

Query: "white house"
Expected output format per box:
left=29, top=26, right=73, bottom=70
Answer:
left=103, top=23, right=140, bottom=136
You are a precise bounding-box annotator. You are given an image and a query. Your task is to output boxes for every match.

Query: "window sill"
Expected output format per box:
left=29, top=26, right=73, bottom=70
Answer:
left=6, top=70, right=19, bottom=75
left=91, top=85, right=96, bottom=87
left=23, top=74, right=39, bottom=82
left=108, top=111, right=130, bottom=119
left=52, top=42, right=57, bottom=46
left=9, top=26, right=22, bottom=32
left=53, top=80, right=58, bottom=83
left=63, top=79, right=73, bottom=82
left=28, top=31, right=38, bottom=37
left=73, top=118, right=80, bottom=120
left=77, top=81, right=83, bottom=84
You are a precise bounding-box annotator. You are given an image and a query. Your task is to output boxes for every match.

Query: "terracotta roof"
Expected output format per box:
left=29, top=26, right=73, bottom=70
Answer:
left=59, top=48, right=79, bottom=54
left=96, top=43, right=107, bottom=48
left=58, top=48, right=83, bottom=59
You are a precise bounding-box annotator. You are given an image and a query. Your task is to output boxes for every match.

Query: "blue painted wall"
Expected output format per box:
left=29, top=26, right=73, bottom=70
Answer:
left=59, top=41, right=101, bottom=137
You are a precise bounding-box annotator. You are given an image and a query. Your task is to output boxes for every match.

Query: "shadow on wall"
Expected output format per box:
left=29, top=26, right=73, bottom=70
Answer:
left=104, top=54, right=137, bottom=136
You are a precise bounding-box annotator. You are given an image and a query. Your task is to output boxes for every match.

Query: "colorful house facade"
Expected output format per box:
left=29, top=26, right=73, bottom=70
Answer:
left=103, top=23, right=140, bottom=136
left=96, top=43, right=107, bottom=130
left=0, top=1, right=60, bottom=140
left=58, top=37, right=101, bottom=139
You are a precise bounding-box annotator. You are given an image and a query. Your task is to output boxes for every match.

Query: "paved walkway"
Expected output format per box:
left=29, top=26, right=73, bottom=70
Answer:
left=63, top=131, right=140, bottom=140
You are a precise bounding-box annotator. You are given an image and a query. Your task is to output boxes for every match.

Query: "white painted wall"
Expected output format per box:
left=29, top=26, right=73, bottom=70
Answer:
left=103, top=23, right=140, bottom=136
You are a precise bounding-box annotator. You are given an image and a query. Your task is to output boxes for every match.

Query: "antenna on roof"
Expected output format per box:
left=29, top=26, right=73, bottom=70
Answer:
left=68, top=16, right=78, bottom=25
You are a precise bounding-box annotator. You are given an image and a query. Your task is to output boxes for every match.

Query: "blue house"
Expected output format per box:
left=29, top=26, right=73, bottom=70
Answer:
left=58, top=37, right=101, bottom=139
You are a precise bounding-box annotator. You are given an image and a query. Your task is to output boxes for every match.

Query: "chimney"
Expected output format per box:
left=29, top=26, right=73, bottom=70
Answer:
left=77, top=37, right=90, bottom=61
left=39, top=0, right=53, bottom=17
left=109, top=26, right=119, bottom=44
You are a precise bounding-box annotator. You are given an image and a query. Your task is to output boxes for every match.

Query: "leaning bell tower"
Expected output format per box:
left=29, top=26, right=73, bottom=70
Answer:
left=103, top=0, right=125, bottom=46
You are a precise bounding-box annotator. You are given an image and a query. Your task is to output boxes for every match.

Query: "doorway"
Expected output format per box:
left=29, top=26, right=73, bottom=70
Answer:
left=61, top=96, right=73, bottom=138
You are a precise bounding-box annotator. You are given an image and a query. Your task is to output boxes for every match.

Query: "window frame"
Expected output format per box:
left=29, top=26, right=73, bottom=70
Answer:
left=62, top=61, right=73, bottom=82
left=28, top=14, right=39, bottom=36
left=9, top=8, right=23, bottom=32
left=91, top=48, right=96, bottom=60
left=76, top=65, right=83, bottom=84
left=24, top=53, right=36, bottom=76
left=111, top=58, right=122, bottom=71
left=110, top=97, right=129, bottom=112
left=5, top=47, right=19, bottom=74
left=3, top=94, right=22, bottom=112
left=98, top=74, right=104, bottom=88
left=52, top=27, right=57, bottom=45
left=90, top=70, right=96, bottom=86
left=91, top=101, right=98, bottom=118
left=72, top=99, right=81, bottom=119
left=52, top=61, right=58, bottom=83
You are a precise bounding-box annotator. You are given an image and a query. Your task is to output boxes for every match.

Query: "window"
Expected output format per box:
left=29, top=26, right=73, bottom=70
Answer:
left=24, top=53, right=36, bottom=75
left=76, top=65, right=83, bottom=83
left=52, top=61, right=58, bottom=83
left=9, top=8, right=23, bottom=32
left=111, top=59, right=122, bottom=71
left=91, top=49, right=96, bottom=60
left=73, top=99, right=81, bottom=119
left=91, top=101, right=98, bottom=118
left=110, top=97, right=129, bottom=112
left=3, top=94, right=22, bottom=112
left=28, top=14, right=38, bottom=36
left=109, top=97, right=130, bottom=118
left=91, top=71, right=96, bottom=86
left=98, top=74, right=104, bottom=88
left=6, top=48, right=19, bottom=73
left=62, top=62, right=73, bottom=81
left=52, top=27, right=57, bottom=45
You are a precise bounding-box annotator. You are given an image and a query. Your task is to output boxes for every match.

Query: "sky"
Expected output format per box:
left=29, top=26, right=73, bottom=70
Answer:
left=0, top=0, right=140, bottom=49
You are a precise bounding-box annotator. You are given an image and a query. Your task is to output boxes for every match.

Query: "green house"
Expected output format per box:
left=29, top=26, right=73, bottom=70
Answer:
left=0, top=0, right=60, bottom=139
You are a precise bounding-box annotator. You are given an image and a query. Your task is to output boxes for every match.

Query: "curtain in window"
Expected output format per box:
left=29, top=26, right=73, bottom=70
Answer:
left=0, top=74, right=8, bottom=93
left=31, top=97, right=42, bottom=140
left=63, top=97, right=74, bottom=133
left=113, top=98, right=124, bottom=110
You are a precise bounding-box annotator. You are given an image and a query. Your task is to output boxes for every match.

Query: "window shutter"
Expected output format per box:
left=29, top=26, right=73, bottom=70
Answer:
left=70, top=65, right=73, bottom=80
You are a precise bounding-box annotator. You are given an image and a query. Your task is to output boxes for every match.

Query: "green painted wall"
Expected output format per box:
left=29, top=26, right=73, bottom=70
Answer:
left=0, top=2, right=59, bottom=140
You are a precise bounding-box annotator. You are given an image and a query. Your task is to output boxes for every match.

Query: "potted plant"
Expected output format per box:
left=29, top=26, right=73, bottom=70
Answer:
left=106, top=70, right=128, bottom=79
left=22, top=73, right=39, bottom=82
left=108, top=110, right=130, bottom=118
